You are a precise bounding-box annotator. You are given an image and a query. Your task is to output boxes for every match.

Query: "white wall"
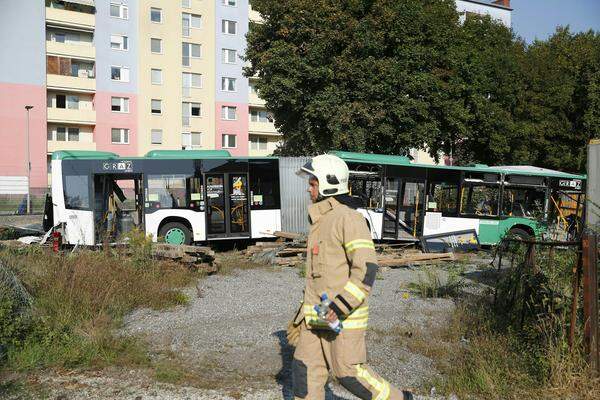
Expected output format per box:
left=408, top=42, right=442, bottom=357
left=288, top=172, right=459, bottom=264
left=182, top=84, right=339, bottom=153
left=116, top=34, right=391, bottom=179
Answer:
left=456, top=0, right=512, bottom=28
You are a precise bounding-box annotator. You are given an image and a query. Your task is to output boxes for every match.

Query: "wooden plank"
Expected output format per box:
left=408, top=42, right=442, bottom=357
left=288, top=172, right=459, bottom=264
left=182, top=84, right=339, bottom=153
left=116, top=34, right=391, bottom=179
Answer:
left=272, top=231, right=304, bottom=240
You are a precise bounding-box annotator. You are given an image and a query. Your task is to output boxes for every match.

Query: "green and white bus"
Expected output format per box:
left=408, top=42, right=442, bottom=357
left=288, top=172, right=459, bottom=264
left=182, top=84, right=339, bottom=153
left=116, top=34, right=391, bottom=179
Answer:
left=333, top=151, right=586, bottom=245
left=48, top=150, right=281, bottom=246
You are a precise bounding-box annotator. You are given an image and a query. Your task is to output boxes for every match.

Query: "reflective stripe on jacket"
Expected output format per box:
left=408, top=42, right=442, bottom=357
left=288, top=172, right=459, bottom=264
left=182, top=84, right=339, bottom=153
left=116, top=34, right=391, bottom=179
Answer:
left=302, top=196, right=379, bottom=331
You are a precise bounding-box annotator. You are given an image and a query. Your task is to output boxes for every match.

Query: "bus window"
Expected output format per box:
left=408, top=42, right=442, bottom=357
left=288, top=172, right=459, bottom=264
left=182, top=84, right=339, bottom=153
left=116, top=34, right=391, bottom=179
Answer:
left=147, top=174, right=189, bottom=209
left=501, top=187, right=545, bottom=218
left=461, top=184, right=500, bottom=216
left=64, top=175, right=90, bottom=209
left=429, top=183, right=458, bottom=215
left=249, top=160, right=280, bottom=209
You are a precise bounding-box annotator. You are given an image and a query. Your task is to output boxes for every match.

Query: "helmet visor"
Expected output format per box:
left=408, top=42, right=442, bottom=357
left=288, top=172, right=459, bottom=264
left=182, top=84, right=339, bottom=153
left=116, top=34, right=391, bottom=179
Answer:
left=296, top=160, right=315, bottom=179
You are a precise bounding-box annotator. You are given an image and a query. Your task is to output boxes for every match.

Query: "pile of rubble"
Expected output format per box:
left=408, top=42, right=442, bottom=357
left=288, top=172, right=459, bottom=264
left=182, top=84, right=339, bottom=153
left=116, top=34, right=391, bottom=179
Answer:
left=244, top=231, right=456, bottom=268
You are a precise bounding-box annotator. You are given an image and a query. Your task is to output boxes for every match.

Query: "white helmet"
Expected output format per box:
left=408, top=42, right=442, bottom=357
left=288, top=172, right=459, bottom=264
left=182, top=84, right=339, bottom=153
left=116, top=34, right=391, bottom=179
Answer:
left=297, top=154, right=349, bottom=197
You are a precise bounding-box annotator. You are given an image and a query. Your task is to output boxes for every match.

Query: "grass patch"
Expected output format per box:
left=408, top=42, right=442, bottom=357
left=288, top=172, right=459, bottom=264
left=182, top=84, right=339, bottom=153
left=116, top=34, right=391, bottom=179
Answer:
left=397, top=249, right=600, bottom=400
left=216, top=250, right=266, bottom=275
left=406, top=263, right=467, bottom=298
left=0, top=232, right=200, bottom=373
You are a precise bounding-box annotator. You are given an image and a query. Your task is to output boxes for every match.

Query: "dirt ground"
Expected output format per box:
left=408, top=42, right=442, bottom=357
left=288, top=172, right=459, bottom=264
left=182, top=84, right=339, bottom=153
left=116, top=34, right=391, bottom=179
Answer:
left=4, top=255, right=493, bottom=400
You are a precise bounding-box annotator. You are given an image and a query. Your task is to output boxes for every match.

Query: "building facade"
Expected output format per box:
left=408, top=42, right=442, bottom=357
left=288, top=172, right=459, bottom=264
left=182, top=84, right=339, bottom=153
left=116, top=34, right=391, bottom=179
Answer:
left=0, top=0, right=279, bottom=191
left=0, top=0, right=512, bottom=190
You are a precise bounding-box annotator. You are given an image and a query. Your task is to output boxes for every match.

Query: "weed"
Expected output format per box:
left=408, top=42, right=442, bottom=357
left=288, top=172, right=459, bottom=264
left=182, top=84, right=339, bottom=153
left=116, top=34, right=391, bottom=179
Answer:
left=407, top=263, right=467, bottom=298
left=0, top=245, right=198, bottom=372
left=154, top=359, right=187, bottom=384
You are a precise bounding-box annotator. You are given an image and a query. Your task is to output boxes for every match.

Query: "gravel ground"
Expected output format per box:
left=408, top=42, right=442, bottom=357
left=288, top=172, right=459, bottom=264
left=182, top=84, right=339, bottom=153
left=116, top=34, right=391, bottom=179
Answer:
left=8, top=259, right=477, bottom=400
left=115, top=265, right=456, bottom=400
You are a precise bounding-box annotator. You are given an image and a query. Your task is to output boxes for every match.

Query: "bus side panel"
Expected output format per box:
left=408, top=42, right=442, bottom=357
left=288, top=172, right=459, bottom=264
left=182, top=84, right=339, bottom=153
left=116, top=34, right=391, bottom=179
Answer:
left=250, top=209, right=281, bottom=239
left=477, top=220, right=501, bottom=245
left=64, top=210, right=95, bottom=245
left=356, top=209, right=383, bottom=241
left=51, top=160, right=95, bottom=246
left=51, top=160, right=65, bottom=227
left=497, top=218, right=542, bottom=240
left=422, top=212, right=480, bottom=237
left=145, top=210, right=206, bottom=242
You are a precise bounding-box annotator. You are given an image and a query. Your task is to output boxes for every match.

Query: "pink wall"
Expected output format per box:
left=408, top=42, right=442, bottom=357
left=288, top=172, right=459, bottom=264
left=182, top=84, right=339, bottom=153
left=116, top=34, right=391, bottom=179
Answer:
left=94, top=91, right=138, bottom=156
left=0, top=82, right=47, bottom=188
left=215, top=102, right=249, bottom=156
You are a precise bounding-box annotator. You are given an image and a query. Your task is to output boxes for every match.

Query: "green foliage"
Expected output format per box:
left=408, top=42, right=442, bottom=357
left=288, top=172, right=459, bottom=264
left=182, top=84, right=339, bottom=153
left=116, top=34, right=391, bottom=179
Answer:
left=407, top=263, right=467, bottom=298
left=0, top=246, right=198, bottom=372
left=246, top=0, right=600, bottom=171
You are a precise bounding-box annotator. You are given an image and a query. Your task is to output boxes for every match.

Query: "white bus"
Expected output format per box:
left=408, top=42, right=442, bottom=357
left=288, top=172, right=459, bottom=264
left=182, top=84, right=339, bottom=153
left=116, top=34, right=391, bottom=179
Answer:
left=47, top=150, right=281, bottom=245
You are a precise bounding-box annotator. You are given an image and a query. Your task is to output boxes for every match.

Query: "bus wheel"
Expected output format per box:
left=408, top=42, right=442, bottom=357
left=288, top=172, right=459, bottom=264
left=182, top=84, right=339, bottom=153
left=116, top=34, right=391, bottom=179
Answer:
left=160, top=222, right=192, bottom=245
left=508, top=227, right=532, bottom=241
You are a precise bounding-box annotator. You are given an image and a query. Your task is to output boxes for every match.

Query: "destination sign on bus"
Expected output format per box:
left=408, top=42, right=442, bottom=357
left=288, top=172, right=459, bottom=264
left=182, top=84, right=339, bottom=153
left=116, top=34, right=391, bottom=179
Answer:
left=102, top=160, right=134, bottom=172
left=558, top=179, right=582, bottom=190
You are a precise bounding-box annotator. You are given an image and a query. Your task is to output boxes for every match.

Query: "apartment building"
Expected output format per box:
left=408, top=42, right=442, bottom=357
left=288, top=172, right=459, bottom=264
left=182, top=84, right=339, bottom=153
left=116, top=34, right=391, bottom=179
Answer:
left=0, top=1, right=512, bottom=190
left=0, top=0, right=279, bottom=192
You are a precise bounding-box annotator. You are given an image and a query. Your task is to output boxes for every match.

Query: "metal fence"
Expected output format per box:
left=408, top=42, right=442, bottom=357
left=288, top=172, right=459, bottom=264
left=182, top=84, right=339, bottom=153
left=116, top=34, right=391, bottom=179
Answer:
left=279, top=157, right=311, bottom=234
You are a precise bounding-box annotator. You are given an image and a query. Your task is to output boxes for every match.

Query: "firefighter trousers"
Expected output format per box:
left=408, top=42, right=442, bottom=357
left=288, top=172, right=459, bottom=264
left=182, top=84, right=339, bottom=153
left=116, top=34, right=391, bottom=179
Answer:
left=292, top=322, right=405, bottom=400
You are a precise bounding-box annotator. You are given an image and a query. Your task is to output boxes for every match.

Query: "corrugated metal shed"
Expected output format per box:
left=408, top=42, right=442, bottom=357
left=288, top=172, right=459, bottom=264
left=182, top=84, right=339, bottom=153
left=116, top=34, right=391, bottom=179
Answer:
left=279, top=157, right=311, bottom=234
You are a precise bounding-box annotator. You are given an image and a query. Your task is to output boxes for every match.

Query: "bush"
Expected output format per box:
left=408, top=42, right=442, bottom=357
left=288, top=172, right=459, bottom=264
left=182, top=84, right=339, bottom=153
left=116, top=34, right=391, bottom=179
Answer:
left=0, top=244, right=199, bottom=371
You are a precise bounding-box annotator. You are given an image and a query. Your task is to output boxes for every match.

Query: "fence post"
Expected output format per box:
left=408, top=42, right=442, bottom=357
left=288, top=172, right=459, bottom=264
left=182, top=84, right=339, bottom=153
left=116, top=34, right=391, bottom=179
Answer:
left=582, top=231, right=599, bottom=373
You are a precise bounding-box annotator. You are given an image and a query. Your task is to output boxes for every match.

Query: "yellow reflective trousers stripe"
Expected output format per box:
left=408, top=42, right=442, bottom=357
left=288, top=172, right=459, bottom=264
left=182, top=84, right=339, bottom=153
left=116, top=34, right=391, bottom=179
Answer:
left=356, top=365, right=391, bottom=400
left=344, top=239, right=375, bottom=252
left=344, top=281, right=366, bottom=302
left=303, top=305, right=369, bottom=330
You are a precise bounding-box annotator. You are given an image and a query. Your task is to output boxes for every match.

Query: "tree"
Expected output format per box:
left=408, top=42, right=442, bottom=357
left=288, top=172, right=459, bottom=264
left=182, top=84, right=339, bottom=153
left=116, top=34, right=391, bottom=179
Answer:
left=245, top=0, right=465, bottom=157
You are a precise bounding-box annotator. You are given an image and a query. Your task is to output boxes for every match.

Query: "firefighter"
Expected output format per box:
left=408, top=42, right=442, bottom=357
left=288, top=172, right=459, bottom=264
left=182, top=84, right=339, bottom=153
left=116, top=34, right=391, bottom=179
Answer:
left=288, top=154, right=413, bottom=400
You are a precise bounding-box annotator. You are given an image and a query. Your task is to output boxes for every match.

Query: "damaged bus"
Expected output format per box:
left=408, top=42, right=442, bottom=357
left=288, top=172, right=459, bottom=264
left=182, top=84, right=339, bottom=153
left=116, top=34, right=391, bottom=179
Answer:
left=48, top=150, right=281, bottom=246
left=332, top=151, right=585, bottom=245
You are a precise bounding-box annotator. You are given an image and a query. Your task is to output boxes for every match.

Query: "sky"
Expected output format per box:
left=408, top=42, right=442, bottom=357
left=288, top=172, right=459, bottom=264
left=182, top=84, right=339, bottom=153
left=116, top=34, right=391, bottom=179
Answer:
left=511, top=0, right=600, bottom=43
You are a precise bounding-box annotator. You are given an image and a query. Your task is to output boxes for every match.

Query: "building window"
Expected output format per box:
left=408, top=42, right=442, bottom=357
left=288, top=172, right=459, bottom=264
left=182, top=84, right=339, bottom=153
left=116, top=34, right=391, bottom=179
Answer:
left=151, top=68, right=162, bottom=84
left=48, top=127, right=79, bottom=142
left=111, top=97, right=129, bottom=113
left=221, top=106, right=237, bottom=120
left=250, top=109, right=273, bottom=123
left=110, top=35, right=128, bottom=51
left=150, top=7, right=162, bottom=23
left=182, top=102, right=201, bottom=126
left=250, top=136, right=268, bottom=150
left=221, top=20, right=237, bottom=34
left=222, top=134, right=237, bottom=148
left=111, top=66, right=130, bottom=82
left=151, top=129, right=163, bottom=144
left=182, top=131, right=202, bottom=149
left=249, top=82, right=258, bottom=94
left=182, top=13, right=202, bottom=36
left=182, top=42, right=201, bottom=66
left=181, top=0, right=191, bottom=8
left=110, top=3, right=128, bottom=19
left=151, top=38, right=162, bottom=54
left=50, top=94, right=79, bottom=110
left=151, top=99, right=162, bottom=115
left=221, top=77, right=236, bottom=92
left=222, top=0, right=237, bottom=6
left=222, top=48, right=237, bottom=64
left=182, top=72, right=202, bottom=88
left=111, top=128, right=129, bottom=144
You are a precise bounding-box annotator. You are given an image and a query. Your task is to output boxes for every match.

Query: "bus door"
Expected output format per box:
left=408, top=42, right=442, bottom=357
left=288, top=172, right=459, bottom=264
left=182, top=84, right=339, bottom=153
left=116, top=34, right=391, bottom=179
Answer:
left=398, top=180, right=426, bottom=237
left=205, top=173, right=250, bottom=238
left=382, top=177, right=400, bottom=239
left=93, top=173, right=144, bottom=243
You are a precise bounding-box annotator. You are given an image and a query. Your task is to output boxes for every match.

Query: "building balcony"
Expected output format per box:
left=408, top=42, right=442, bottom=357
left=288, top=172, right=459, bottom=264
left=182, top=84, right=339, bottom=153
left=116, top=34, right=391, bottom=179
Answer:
left=47, top=107, right=96, bottom=126
left=47, top=74, right=96, bottom=93
left=249, top=121, right=279, bottom=135
left=46, top=41, right=95, bottom=60
left=182, top=116, right=204, bottom=132
left=47, top=140, right=96, bottom=153
left=249, top=91, right=266, bottom=107
left=46, top=7, right=95, bottom=30
left=249, top=7, right=263, bottom=23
